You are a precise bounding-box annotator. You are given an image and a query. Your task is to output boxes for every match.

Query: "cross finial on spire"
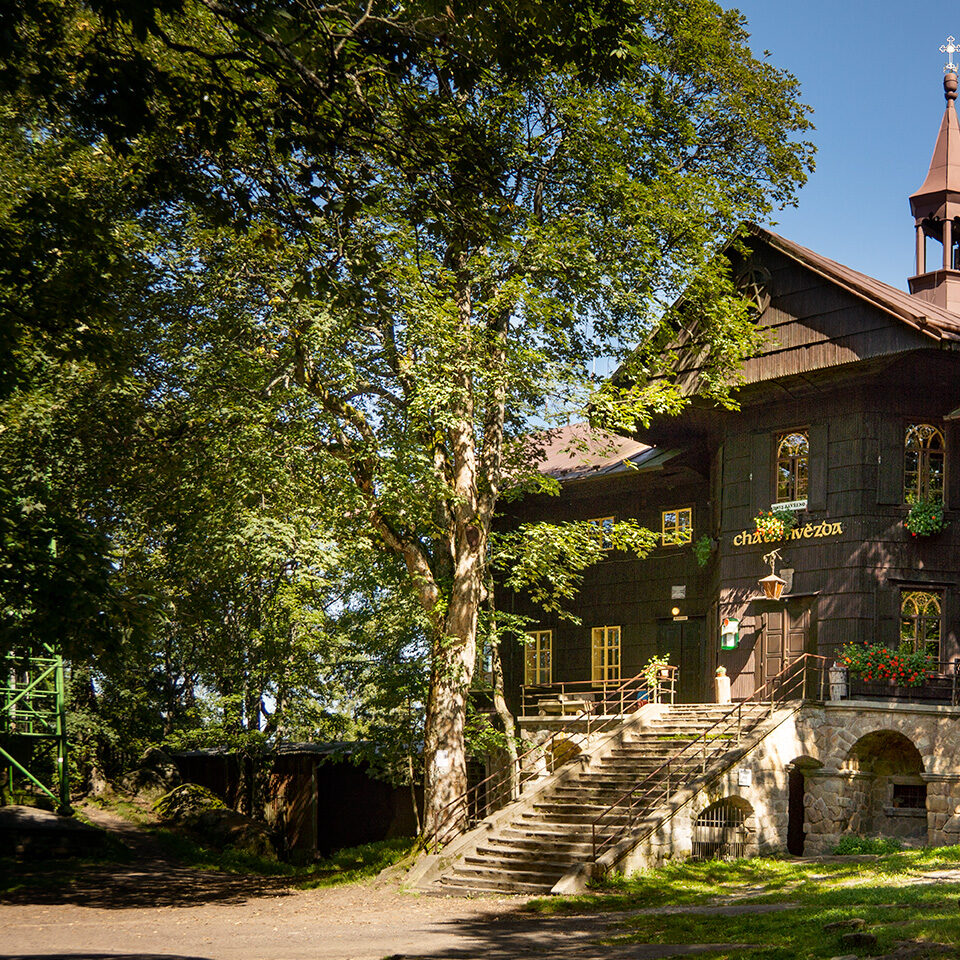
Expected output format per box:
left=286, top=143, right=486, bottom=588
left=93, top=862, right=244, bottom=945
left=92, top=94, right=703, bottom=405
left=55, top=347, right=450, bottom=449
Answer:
left=941, top=36, right=958, bottom=73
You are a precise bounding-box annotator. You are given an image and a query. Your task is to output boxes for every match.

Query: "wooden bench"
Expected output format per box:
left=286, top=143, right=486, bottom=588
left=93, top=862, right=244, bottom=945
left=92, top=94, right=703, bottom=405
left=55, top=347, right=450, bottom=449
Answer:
left=537, top=692, right=597, bottom=717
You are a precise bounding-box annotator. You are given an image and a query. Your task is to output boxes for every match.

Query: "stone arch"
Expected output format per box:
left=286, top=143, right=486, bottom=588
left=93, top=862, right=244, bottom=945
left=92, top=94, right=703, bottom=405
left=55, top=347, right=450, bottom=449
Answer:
left=691, top=796, right=756, bottom=860
left=840, top=730, right=926, bottom=842
left=787, top=755, right=823, bottom=856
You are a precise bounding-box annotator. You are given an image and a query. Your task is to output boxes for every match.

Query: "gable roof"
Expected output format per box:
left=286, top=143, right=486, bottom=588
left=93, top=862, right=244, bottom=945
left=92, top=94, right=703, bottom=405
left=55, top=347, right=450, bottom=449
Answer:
left=528, top=422, right=677, bottom=482
left=750, top=225, right=960, bottom=342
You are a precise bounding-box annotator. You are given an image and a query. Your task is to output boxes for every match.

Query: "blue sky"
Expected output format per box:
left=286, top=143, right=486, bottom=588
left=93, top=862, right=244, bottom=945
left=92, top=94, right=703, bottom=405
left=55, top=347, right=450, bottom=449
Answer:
left=730, top=1, right=956, bottom=288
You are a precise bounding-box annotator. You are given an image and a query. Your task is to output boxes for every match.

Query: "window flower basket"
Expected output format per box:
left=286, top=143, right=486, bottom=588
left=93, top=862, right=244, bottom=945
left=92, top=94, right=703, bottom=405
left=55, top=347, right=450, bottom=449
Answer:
left=904, top=496, right=947, bottom=537
left=838, top=643, right=934, bottom=687
left=753, top=508, right=797, bottom=543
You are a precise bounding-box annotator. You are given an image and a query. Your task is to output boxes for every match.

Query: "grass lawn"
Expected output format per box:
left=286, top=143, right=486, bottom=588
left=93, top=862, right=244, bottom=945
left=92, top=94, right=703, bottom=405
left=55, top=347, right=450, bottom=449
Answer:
left=528, top=847, right=960, bottom=959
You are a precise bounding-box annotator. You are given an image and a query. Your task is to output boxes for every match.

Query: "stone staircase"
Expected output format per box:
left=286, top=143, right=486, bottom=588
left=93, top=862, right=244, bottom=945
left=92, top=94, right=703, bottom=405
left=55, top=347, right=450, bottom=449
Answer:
left=426, top=702, right=774, bottom=896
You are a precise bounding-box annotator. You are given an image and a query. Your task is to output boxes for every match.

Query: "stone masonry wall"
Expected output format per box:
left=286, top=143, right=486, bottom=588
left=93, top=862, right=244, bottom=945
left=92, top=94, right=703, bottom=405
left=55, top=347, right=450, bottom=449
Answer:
left=609, top=700, right=960, bottom=874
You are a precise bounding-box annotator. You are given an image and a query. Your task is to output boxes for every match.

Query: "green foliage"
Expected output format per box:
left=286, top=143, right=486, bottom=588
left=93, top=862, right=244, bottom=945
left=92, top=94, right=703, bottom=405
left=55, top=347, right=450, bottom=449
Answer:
left=494, top=519, right=659, bottom=619
left=837, top=643, right=934, bottom=687
left=832, top=835, right=902, bottom=855
left=641, top=655, right=671, bottom=691
left=1, top=0, right=814, bottom=814
left=692, top=534, right=714, bottom=567
left=904, top=496, right=947, bottom=537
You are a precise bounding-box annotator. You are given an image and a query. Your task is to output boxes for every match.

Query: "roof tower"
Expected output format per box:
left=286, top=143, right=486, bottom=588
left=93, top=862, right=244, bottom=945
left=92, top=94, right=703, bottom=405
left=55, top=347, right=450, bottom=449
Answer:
left=908, top=37, right=960, bottom=312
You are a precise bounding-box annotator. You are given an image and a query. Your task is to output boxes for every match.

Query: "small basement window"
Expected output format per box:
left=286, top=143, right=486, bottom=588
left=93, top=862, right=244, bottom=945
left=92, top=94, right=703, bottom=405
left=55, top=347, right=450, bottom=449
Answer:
left=891, top=782, right=927, bottom=810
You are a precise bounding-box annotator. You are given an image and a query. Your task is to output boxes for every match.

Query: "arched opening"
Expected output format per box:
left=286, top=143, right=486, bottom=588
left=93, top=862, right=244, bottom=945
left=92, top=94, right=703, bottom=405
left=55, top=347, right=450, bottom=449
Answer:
left=787, top=756, right=822, bottom=856
left=692, top=797, right=754, bottom=860
left=787, top=768, right=805, bottom=855
left=841, top=731, right=926, bottom=842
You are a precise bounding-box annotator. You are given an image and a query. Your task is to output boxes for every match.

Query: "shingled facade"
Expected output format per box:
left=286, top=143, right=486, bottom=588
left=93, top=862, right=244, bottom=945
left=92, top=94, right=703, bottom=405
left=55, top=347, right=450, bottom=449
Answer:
left=501, top=78, right=960, bottom=716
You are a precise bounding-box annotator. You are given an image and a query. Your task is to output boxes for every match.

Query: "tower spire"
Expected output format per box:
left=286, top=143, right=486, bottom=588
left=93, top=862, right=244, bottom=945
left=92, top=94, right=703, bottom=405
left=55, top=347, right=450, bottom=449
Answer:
left=908, top=39, right=960, bottom=311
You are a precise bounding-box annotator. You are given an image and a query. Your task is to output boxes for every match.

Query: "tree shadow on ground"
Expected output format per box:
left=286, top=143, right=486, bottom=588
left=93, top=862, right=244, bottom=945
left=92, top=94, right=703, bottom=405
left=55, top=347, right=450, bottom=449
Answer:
left=387, top=902, right=761, bottom=960
left=0, top=858, right=293, bottom=909
left=2, top=955, right=215, bottom=960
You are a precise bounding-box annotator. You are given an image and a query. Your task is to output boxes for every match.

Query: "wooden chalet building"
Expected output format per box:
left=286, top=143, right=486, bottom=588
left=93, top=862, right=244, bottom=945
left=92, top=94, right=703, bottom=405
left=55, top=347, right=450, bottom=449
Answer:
left=500, top=75, right=960, bottom=714
left=413, top=66, right=960, bottom=893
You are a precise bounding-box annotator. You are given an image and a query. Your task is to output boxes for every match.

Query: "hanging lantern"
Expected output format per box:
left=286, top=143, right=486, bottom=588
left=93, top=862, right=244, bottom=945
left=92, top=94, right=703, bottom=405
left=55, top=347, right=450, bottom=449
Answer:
left=759, top=572, right=787, bottom=600
left=759, top=549, right=787, bottom=600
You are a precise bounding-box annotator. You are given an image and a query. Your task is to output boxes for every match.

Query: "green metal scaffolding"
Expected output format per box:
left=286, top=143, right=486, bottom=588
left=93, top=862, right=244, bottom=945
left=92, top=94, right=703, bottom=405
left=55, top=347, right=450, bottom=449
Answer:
left=1, top=646, right=71, bottom=814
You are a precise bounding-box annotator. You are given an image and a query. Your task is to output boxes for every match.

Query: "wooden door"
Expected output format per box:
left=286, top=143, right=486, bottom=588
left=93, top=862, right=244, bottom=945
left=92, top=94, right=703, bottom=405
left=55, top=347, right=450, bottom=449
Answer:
left=758, top=601, right=813, bottom=695
left=657, top=618, right=705, bottom=703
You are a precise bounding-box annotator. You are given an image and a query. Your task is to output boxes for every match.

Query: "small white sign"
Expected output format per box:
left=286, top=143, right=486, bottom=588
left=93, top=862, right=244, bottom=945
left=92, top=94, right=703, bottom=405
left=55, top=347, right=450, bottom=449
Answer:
left=738, top=768, right=753, bottom=787
left=771, top=499, right=807, bottom=512
left=435, top=749, right=451, bottom=773
left=671, top=585, right=686, bottom=599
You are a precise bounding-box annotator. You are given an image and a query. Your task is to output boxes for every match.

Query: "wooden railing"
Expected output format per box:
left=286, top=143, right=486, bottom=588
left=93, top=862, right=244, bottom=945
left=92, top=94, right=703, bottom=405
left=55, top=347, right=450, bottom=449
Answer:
left=422, top=667, right=677, bottom=853
left=590, top=653, right=831, bottom=862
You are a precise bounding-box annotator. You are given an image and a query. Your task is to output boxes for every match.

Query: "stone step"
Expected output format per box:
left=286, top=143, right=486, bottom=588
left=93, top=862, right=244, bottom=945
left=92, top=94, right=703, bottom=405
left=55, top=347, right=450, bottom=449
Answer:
left=451, top=862, right=569, bottom=885
left=466, top=849, right=576, bottom=869
left=520, top=809, right=650, bottom=827
left=480, top=838, right=595, bottom=857
left=438, top=875, right=553, bottom=895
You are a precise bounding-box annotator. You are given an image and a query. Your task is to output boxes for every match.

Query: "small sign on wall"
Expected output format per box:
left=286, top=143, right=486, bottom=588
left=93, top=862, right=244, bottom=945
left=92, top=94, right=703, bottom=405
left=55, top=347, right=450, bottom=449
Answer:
left=720, top=617, right=740, bottom=650
left=738, top=768, right=753, bottom=788
left=671, top=585, right=686, bottom=599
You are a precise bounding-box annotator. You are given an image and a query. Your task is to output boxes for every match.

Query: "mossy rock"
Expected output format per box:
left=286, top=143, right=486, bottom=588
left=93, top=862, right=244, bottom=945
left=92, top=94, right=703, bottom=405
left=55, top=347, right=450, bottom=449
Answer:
left=154, top=784, right=276, bottom=860
left=154, top=783, right=227, bottom=822
left=118, top=747, right=181, bottom=801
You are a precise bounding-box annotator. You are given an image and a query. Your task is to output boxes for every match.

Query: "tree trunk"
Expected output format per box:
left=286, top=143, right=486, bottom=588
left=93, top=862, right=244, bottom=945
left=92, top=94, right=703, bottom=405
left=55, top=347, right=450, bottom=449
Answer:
left=421, top=564, right=480, bottom=838
left=490, top=635, right=519, bottom=801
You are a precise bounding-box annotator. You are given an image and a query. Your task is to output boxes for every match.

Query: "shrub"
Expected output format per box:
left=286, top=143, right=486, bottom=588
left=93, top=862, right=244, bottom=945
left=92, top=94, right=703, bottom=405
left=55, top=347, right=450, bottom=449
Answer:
left=832, top=835, right=902, bottom=855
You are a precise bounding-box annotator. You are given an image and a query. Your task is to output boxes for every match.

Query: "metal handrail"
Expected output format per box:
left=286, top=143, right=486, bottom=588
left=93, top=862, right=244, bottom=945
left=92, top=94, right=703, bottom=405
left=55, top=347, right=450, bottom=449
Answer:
left=590, top=653, right=830, bottom=861
left=521, top=672, right=676, bottom=717
left=422, top=666, right=678, bottom=852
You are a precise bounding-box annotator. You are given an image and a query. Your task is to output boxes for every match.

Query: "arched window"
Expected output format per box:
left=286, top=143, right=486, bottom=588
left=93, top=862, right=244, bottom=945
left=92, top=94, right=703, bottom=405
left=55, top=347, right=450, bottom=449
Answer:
left=904, top=423, right=945, bottom=502
left=776, top=431, right=808, bottom=503
left=900, top=589, right=942, bottom=660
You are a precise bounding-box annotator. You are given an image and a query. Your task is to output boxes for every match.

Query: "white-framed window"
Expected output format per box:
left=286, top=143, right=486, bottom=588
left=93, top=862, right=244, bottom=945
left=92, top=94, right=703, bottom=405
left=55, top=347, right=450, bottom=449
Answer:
left=587, top=516, right=615, bottom=550
left=591, top=625, right=621, bottom=685
left=524, top=629, right=553, bottom=685
left=661, top=507, right=693, bottom=545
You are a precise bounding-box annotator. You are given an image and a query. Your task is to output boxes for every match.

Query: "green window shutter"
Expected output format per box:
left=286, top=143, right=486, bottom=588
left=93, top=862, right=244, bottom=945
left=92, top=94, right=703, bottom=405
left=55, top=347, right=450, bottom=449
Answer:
left=806, top=423, right=829, bottom=512
left=877, top=418, right=903, bottom=505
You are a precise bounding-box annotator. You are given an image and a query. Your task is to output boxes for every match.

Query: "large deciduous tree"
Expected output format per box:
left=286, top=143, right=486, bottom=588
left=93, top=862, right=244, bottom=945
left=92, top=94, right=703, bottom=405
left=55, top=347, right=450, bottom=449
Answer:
left=2, top=1, right=813, bottom=833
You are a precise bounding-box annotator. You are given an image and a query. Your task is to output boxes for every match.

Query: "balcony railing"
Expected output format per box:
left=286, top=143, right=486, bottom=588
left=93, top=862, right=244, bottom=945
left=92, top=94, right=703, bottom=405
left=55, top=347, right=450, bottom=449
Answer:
left=843, top=658, right=960, bottom=706
left=521, top=669, right=677, bottom=718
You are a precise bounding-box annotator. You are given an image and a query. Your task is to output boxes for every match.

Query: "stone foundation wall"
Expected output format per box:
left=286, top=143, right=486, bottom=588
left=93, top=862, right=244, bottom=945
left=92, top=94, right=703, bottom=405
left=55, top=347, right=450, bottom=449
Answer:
left=607, top=700, right=960, bottom=873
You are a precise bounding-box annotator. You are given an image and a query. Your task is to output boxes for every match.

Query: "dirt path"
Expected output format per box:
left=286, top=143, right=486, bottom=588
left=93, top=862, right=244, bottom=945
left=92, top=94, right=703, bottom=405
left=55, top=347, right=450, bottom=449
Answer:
left=0, top=810, right=802, bottom=960
left=1, top=875, right=783, bottom=960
